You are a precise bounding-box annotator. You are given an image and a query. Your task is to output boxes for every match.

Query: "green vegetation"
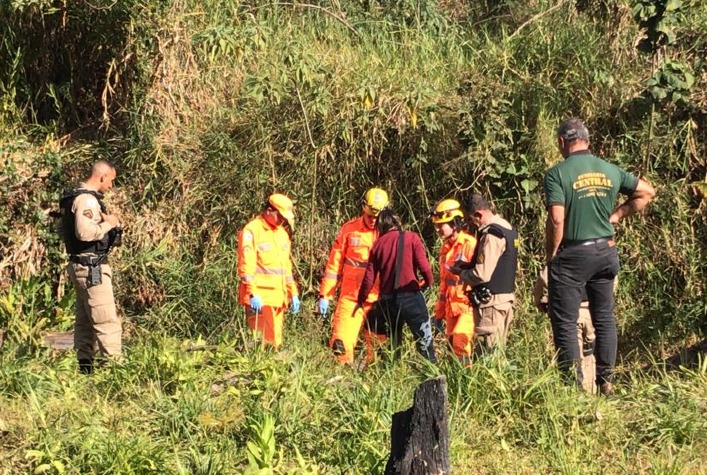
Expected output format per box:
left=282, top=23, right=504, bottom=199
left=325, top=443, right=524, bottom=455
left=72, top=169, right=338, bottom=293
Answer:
left=1, top=0, right=705, bottom=473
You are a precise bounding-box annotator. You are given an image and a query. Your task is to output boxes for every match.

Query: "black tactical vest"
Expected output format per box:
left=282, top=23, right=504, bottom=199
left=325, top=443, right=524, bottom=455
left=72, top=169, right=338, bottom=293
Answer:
left=59, top=189, right=111, bottom=255
left=472, top=222, right=518, bottom=294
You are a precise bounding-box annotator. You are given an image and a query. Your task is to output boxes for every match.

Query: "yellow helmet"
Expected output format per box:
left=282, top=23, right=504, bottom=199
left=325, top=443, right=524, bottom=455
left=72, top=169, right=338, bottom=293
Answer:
left=268, top=193, right=295, bottom=227
left=429, top=199, right=464, bottom=224
left=362, top=188, right=389, bottom=216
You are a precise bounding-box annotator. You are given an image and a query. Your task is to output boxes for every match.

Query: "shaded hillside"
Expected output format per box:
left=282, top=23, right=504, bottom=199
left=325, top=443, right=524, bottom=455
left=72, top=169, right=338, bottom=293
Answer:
left=1, top=0, right=705, bottom=352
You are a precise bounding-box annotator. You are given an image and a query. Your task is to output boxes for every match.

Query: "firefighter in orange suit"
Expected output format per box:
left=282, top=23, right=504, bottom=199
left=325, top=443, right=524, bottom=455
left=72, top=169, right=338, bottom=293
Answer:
left=430, top=199, right=477, bottom=365
left=238, top=194, right=300, bottom=349
left=317, top=188, right=389, bottom=364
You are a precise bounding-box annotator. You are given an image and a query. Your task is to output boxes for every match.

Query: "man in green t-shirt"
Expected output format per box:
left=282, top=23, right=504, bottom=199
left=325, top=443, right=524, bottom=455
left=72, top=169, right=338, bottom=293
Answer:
left=544, top=118, right=655, bottom=395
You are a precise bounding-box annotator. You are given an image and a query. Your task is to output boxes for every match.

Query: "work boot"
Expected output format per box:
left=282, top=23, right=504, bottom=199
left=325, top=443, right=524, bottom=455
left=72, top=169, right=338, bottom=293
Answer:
left=599, top=381, right=614, bottom=396
left=78, top=358, right=94, bottom=375
left=331, top=339, right=346, bottom=356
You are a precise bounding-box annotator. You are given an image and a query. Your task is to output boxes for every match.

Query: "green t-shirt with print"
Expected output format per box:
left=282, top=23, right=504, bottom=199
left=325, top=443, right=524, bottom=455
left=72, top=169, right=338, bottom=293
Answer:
left=544, top=151, right=639, bottom=242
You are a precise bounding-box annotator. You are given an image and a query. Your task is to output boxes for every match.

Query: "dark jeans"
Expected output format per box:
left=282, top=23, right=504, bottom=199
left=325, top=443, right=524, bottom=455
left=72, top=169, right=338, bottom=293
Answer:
left=548, top=241, right=619, bottom=386
left=377, top=292, right=437, bottom=363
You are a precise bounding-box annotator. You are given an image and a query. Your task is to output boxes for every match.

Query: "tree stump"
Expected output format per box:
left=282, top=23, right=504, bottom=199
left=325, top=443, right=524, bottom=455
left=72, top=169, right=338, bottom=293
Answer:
left=385, top=375, right=451, bottom=475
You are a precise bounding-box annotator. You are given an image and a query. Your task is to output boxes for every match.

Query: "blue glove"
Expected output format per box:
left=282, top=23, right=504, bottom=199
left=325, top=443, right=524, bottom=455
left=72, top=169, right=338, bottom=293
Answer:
left=250, top=295, right=263, bottom=312
left=318, top=298, right=329, bottom=315
left=290, top=295, right=301, bottom=314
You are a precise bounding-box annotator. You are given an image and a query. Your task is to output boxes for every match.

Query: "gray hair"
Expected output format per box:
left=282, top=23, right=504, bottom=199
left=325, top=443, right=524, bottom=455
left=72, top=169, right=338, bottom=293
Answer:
left=557, top=118, right=590, bottom=144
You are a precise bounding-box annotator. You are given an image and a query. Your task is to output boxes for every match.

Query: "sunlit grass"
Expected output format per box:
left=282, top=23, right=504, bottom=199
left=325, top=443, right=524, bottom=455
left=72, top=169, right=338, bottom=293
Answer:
left=1, top=0, right=706, bottom=473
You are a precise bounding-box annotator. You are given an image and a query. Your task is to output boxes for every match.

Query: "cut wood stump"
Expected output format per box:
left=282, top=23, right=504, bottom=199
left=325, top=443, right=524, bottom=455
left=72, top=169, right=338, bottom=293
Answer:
left=385, top=375, right=451, bottom=475
left=0, top=330, right=74, bottom=351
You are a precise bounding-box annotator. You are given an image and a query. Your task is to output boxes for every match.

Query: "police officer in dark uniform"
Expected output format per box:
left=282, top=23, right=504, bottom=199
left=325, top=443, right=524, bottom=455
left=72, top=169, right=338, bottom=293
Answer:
left=60, top=160, right=122, bottom=373
left=544, top=118, right=655, bottom=394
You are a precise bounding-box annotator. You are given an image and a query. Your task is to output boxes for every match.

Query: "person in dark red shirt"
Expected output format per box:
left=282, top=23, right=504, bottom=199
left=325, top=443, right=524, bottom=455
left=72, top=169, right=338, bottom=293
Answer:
left=356, top=208, right=437, bottom=363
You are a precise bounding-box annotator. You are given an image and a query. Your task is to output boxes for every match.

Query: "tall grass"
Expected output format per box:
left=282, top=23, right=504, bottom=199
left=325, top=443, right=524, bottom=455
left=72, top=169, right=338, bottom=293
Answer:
left=1, top=0, right=706, bottom=472
left=1, top=310, right=705, bottom=473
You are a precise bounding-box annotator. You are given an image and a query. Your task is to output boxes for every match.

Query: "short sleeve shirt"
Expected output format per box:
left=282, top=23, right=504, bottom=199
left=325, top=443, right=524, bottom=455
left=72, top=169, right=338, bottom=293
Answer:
left=544, top=151, right=638, bottom=242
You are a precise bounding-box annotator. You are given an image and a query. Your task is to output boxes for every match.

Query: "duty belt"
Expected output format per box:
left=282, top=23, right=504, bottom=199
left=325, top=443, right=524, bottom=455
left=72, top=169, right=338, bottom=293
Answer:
left=344, top=258, right=367, bottom=268
left=561, top=237, right=612, bottom=248
left=69, top=255, right=107, bottom=266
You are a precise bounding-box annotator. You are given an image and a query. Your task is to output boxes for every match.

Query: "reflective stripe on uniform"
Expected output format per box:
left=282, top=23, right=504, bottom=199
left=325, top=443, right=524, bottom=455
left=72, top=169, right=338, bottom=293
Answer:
left=256, top=266, right=286, bottom=275
left=323, top=272, right=341, bottom=280
left=240, top=275, right=254, bottom=282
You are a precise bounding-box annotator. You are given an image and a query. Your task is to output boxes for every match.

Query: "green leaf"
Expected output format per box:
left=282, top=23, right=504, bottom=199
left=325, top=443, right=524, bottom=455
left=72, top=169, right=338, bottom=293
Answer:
left=665, top=0, right=682, bottom=12
left=25, top=450, right=45, bottom=460
left=650, top=87, right=668, bottom=101
left=52, top=460, right=66, bottom=474
left=683, top=72, right=695, bottom=89
left=521, top=179, right=538, bottom=193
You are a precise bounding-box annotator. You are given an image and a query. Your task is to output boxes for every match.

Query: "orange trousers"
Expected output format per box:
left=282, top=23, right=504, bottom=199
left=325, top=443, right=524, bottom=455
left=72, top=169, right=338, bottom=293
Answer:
left=246, top=305, right=285, bottom=349
left=444, top=312, right=475, bottom=364
left=329, top=298, right=386, bottom=364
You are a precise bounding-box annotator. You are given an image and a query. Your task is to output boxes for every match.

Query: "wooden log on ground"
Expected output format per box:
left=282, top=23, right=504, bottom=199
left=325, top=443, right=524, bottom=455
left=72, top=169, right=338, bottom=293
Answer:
left=385, top=375, right=451, bottom=475
left=0, top=330, right=74, bottom=351
left=42, top=331, right=74, bottom=351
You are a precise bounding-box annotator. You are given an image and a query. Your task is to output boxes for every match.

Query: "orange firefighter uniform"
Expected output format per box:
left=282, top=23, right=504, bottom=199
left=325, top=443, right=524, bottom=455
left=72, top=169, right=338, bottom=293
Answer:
left=434, top=230, right=477, bottom=363
left=238, top=210, right=298, bottom=349
left=319, top=216, right=384, bottom=363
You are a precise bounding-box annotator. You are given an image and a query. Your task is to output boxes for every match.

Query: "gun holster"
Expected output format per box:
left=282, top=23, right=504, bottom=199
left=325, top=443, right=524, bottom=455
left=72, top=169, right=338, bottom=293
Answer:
left=468, top=285, right=492, bottom=307
left=583, top=340, right=595, bottom=357
left=87, top=264, right=103, bottom=288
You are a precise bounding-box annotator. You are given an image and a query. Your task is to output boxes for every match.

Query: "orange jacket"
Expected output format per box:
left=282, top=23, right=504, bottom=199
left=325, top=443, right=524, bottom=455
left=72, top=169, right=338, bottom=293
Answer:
left=319, top=216, right=379, bottom=303
left=238, top=215, right=298, bottom=307
left=434, top=231, right=477, bottom=319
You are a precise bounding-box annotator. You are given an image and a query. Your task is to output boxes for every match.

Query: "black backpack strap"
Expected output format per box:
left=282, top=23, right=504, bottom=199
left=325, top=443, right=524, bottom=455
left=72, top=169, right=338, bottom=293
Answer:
left=393, top=230, right=405, bottom=292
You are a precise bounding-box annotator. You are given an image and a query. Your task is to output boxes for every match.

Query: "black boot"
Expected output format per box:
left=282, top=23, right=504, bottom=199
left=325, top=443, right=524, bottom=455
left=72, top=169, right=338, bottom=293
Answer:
left=599, top=381, right=614, bottom=396
left=78, top=358, right=94, bottom=375
left=331, top=339, right=346, bottom=356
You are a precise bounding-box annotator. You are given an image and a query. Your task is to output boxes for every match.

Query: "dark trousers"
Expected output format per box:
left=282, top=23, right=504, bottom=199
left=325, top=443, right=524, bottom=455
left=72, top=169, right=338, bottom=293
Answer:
left=548, top=241, right=619, bottom=386
left=377, top=292, right=437, bottom=363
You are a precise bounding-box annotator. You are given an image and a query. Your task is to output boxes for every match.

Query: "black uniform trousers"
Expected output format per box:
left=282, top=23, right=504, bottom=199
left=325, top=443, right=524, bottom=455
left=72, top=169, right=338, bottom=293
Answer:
left=370, top=291, right=437, bottom=363
left=548, top=239, right=619, bottom=386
